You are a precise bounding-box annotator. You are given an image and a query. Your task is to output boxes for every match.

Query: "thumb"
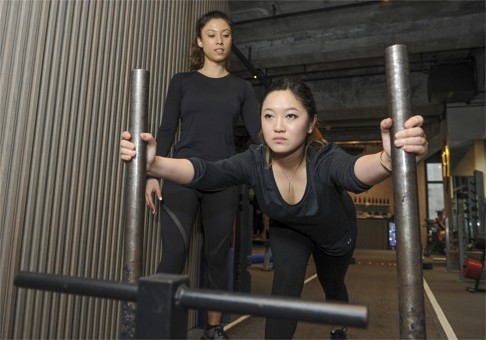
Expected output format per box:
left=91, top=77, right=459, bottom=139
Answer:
left=140, top=132, right=155, bottom=143
left=380, top=118, right=393, bottom=155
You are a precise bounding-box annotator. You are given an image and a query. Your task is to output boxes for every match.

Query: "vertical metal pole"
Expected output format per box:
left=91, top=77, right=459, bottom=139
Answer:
left=385, top=44, right=426, bottom=339
left=121, top=69, right=149, bottom=339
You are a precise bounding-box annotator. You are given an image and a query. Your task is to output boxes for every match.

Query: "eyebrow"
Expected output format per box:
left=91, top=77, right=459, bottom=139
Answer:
left=204, top=29, right=231, bottom=33
left=263, top=107, right=301, bottom=112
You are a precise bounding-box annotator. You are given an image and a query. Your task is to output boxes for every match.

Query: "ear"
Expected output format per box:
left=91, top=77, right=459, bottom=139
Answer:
left=197, top=37, right=203, bottom=48
left=308, top=115, right=318, bottom=133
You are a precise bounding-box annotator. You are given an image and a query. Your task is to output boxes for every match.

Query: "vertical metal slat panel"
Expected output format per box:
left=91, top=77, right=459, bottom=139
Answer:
left=0, top=1, right=230, bottom=339
left=53, top=1, right=83, bottom=337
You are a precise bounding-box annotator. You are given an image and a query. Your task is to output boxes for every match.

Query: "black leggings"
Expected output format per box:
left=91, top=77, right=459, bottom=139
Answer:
left=156, top=180, right=238, bottom=291
left=265, top=225, right=354, bottom=339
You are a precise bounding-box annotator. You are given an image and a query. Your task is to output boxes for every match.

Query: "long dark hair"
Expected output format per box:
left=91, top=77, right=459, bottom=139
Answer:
left=189, top=11, right=233, bottom=71
left=261, top=77, right=327, bottom=165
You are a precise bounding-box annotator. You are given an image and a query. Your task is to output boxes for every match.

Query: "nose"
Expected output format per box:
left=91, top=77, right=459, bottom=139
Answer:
left=274, top=117, right=285, bottom=132
left=216, top=34, right=223, bottom=45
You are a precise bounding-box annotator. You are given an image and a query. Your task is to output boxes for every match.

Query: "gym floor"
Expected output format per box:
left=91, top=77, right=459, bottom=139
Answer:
left=190, top=248, right=485, bottom=339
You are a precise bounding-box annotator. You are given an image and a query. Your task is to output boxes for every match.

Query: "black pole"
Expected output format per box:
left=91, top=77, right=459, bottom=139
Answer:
left=385, top=44, right=426, bottom=339
left=177, top=287, right=368, bottom=328
left=121, top=69, right=149, bottom=339
left=14, top=271, right=138, bottom=301
left=14, top=271, right=368, bottom=339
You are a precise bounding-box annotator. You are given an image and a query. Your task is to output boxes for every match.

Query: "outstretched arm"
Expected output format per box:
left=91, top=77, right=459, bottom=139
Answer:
left=120, top=131, right=195, bottom=184
left=354, top=115, right=428, bottom=185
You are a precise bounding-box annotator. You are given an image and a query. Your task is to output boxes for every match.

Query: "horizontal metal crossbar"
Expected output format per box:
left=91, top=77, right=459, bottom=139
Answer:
left=15, top=271, right=368, bottom=330
left=177, top=287, right=368, bottom=328
left=15, top=271, right=138, bottom=301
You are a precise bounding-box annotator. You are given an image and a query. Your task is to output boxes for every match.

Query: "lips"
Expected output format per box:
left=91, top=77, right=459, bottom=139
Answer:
left=272, top=137, right=287, bottom=143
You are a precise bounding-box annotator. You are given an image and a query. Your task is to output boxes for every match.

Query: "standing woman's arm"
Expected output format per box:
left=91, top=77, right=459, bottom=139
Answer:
left=156, top=74, right=184, bottom=157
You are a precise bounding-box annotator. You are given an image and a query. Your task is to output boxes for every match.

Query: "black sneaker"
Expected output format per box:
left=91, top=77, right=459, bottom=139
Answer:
left=201, top=325, right=229, bottom=339
left=330, top=327, right=348, bottom=339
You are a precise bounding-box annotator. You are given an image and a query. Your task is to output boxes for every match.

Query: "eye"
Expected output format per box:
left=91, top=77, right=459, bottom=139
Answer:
left=263, top=113, right=274, bottom=120
left=286, top=113, right=298, bottom=120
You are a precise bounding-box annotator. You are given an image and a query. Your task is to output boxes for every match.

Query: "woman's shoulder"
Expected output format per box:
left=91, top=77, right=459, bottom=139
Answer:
left=227, top=73, right=249, bottom=82
left=225, top=73, right=253, bottom=88
left=309, top=142, right=337, bottom=158
left=309, top=142, right=357, bottom=169
left=167, top=72, right=192, bottom=87
left=240, top=144, right=265, bottom=165
left=248, top=143, right=266, bottom=153
left=171, top=71, right=196, bottom=81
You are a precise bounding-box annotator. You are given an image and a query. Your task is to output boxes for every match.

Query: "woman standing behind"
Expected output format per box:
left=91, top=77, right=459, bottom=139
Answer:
left=145, top=11, right=260, bottom=340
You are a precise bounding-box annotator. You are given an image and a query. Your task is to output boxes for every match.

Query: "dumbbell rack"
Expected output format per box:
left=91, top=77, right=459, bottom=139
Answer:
left=453, top=171, right=485, bottom=280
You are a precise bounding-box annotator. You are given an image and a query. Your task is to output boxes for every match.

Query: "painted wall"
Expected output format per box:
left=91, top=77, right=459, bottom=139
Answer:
left=453, top=140, right=486, bottom=189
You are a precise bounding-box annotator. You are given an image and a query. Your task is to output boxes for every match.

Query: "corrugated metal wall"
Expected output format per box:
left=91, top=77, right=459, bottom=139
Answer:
left=0, top=0, right=228, bottom=338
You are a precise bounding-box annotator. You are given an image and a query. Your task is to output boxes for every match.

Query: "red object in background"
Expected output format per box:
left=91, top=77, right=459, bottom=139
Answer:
left=463, top=258, right=483, bottom=281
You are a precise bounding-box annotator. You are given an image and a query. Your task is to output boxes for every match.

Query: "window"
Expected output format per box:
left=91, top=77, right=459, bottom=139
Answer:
left=426, top=163, right=444, bottom=218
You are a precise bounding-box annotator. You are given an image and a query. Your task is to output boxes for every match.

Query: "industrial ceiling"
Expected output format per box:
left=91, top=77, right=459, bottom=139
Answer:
left=227, top=0, right=485, bottom=152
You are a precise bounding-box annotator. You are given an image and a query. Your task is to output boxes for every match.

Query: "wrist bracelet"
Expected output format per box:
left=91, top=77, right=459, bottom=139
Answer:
left=380, top=151, right=392, bottom=172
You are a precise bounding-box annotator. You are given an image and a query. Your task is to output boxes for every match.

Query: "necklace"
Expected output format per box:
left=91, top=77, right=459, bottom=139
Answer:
left=277, top=162, right=301, bottom=193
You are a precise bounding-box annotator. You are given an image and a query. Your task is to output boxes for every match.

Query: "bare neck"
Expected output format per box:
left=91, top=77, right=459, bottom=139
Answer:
left=198, top=62, right=228, bottom=78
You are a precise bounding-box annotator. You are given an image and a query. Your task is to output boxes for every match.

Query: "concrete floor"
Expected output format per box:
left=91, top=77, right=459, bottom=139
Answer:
left=190, top=248, right=485, bottom=339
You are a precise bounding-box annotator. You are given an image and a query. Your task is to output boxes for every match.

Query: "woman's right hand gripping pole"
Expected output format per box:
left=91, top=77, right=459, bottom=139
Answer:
left=120, top=131, right=160, bottom=214
left=120, top=131, right=195, bottom=192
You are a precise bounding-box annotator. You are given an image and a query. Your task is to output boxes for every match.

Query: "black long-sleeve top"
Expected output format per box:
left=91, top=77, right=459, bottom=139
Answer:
left=186, top=143, right=372, bottom=255
left=155, top=71, right=260, bottom=161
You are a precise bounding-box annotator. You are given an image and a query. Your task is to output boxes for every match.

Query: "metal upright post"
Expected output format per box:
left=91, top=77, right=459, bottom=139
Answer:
left=385, top=44, right=426, bottom=339
left=121, top=69, right=149, bottom=339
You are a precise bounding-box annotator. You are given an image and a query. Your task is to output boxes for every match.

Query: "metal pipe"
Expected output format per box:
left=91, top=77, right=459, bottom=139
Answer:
left=14, top=271, right=368, bottom=336
left=121, top=69, right=149, bottom=338
left=385, top=44, right=426, bottom=339
left=177, top=287, right=368, bottom=328
left=14, top=271, right=138, bottom=301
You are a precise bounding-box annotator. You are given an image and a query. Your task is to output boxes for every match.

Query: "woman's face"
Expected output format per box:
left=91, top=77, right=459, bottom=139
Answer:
left=197, top=18, right=232, bottom=64
left=261, top=90, right=316, bottom=157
